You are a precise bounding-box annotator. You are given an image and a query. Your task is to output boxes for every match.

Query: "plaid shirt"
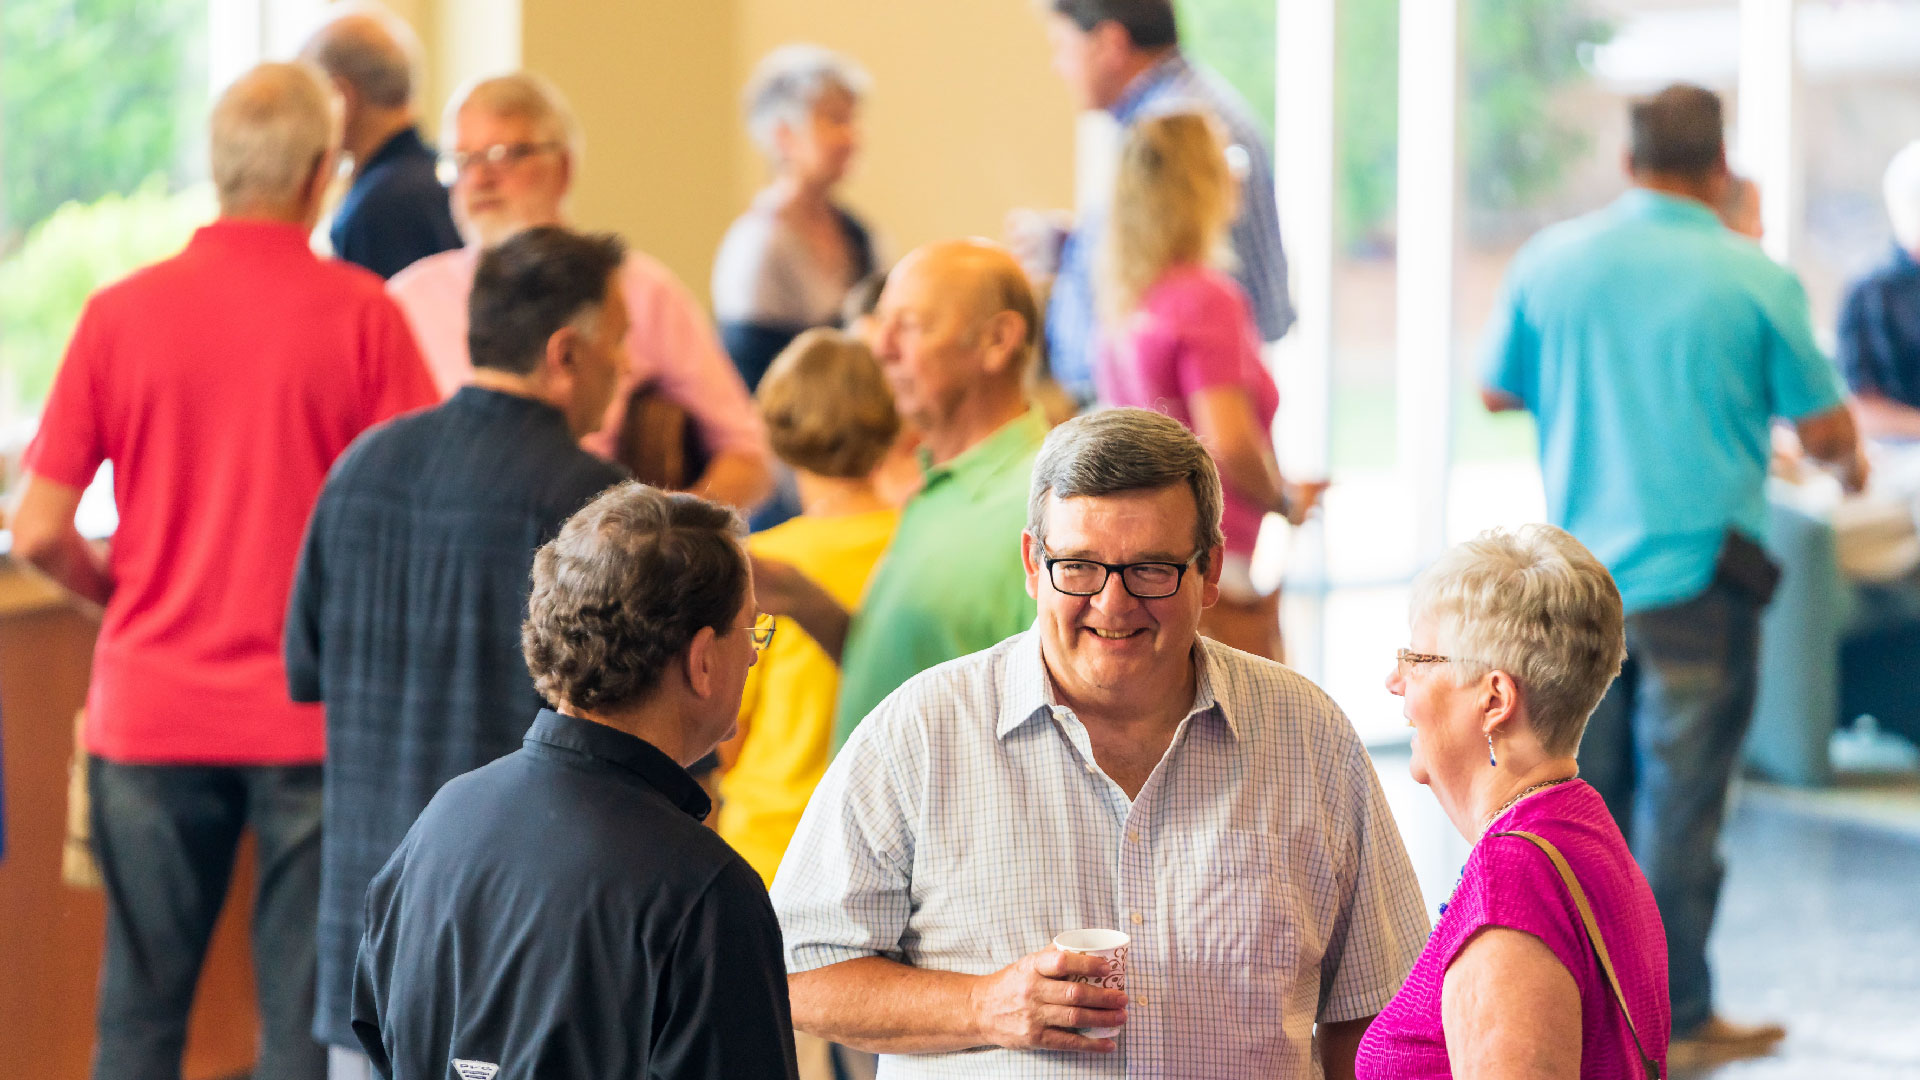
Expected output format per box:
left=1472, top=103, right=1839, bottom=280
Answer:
left=773, top=631, right=1428, bottom=1079
left=1048, top=52, right=1296, bottom=401
left=285, top=387, right=626, bottom=1049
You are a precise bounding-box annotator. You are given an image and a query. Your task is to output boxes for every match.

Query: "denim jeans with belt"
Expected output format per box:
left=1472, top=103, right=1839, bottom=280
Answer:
left=88, top=758, right=327, bottom=1080
left=1578, top=575, right=1762, bottom=1036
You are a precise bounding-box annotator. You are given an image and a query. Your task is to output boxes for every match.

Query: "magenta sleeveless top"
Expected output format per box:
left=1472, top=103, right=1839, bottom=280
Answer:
left=1354, top=780, right=1670, bottom=1078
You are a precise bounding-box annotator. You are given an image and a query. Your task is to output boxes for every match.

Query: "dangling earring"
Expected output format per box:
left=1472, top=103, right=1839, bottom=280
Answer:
left=1487, top=732, right=1497, bottom=768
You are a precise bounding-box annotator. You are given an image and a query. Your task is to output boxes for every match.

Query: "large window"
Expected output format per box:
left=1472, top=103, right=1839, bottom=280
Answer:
left=0, top=0, right=214, bottom=494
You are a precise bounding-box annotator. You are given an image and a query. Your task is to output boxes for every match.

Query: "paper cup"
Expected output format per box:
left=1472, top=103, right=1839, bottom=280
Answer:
left=1052, top=928, right=1130, bottom=1039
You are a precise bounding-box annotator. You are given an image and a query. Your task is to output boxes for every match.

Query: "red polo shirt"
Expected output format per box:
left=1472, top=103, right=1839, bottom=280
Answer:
left=24, top=219, right=438, bottom=764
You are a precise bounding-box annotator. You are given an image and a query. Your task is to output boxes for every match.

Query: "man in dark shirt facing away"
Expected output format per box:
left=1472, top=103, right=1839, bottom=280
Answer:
left=350, top=481, right=798, bottom=1080
left=286, top=226, right=628, bottom=1074
left=301, top=6, right=460, bottom=278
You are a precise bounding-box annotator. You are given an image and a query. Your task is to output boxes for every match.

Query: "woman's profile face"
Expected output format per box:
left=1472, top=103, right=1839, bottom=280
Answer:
left=1386, top=617, right=1484, bottom=792
left=780, top=86, right=860, bottom=188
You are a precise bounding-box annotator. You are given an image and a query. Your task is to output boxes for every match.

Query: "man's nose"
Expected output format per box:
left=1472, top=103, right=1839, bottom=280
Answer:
left=1089, top=570, right=1138, bottom=612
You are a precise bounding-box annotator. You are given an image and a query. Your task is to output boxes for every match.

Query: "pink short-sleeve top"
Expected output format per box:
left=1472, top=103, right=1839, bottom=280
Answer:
left=1095, top=263, right=1280, bottom=556
left=1355, top=780, right=1671, bottom=1079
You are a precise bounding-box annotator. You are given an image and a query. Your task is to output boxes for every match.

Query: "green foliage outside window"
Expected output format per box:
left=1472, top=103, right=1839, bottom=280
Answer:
left=0, top=0, right=205, bottom=250
left=1175, top=0, right=1613, bottom=248
left=0, top=181, right=215, bottom=409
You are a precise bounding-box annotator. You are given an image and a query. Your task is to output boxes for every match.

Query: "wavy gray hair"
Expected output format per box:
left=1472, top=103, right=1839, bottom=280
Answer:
left=743, top=44, right=869, bottom=162
left=1409, top=524, right=1626, bottom=756
left=209, top=62, right=338, bottom=213
left=1027, top=408, right=1224, bottom=572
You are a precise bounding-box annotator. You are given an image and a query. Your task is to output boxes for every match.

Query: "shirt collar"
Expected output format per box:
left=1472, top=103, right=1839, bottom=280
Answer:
left=921, top=406, right=1049, bottom=501
left=188, top=218, right=315, bottom=256
left=1109, top=51, right=1190, bottom=125
left=359, top=125, right=433, bottom=174
left=994, top=628, right=1233, bottom=740
left=450, top=384, right=572, bottom=431
left=1611, top=187, right=1723, bottom=231
left=1886, top=241, right=1920, bottom=276
left=522, top=708, right=712, bottom=820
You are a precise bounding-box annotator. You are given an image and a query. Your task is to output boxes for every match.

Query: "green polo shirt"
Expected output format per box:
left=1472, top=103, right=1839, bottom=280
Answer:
left=832, top=407, right=1048, bottom=750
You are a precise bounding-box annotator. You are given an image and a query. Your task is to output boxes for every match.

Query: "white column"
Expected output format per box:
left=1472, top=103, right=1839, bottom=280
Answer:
left=1738, top=0, right=1801, bottom=264
left=1273, top=0, right=1336, bottom=675
left=1394, top=0, right=1463, bottom=568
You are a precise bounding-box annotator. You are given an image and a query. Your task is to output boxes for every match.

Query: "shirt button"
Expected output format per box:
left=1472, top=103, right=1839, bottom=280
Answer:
left=1130, top=911, right=1143, bottom=925
left=1136, top=995, right=1149, bottom=1006
left=1084, top=763, right=1096, bottom=773
left=1127, top=830, right=1141, bottom=843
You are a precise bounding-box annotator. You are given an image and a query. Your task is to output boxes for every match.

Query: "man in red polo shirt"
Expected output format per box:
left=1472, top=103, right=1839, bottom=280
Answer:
left=10, top=61, right=436, bottom=1080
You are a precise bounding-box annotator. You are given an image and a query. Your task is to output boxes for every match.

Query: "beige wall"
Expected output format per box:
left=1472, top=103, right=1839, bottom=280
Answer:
left=406, top=0, right=1077, bottom=304
left=732, top=0, right=1079, bottom=265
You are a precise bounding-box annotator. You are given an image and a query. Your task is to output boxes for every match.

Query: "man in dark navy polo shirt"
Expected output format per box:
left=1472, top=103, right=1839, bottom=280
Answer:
left=350, top=482, right=798, bottom=1080
left=286, top=225, right=630, bottom=1078
left=302, top=6, right=460, bottom=278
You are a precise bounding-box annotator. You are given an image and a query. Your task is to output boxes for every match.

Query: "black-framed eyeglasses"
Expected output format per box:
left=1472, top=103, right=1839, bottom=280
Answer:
left=1041, top=548, right=1199, bottom=599
left=743, top=613, right=776, bottom=652
left=439, top=140, right=562, bottom=177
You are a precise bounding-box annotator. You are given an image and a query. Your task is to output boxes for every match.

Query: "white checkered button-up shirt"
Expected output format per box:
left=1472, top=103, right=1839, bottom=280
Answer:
left=772, top=630, right=1430, bottom=1079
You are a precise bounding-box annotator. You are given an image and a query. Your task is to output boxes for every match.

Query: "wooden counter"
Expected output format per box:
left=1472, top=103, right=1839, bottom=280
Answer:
left=0, top=561, right=261, bottom=1079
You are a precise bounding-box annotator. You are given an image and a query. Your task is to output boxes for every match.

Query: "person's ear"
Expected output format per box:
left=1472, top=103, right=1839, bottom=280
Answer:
left=1022, top=530, right=1044, bottom=600
left=979, top=310, right=1028, bottom=377
left=683, top=625, right=719, bottom=700
left=1483, top=669, right=1522, bottom=734
left=544, top=323, right=581, bottom=380
left=1091, top=19, right=1132, bottom=65
left=1198, top=543, right=1224, bottom=609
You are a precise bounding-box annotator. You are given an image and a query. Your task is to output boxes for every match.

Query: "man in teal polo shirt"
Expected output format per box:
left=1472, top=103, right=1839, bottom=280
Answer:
left=1481, top=84, right=1866, bottom=1062
left=748, top=240, right=1048, bottom=752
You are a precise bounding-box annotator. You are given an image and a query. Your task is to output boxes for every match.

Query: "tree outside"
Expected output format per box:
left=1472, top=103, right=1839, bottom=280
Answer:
left=1176, top=0, right=1613, bottom=248
left=0, top=0, right=208, bottom=432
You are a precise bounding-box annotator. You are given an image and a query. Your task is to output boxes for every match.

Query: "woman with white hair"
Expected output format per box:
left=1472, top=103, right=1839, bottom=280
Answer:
left=713, top=44, right=877, bottom=394
left=1356, top=525, right=1670, bottom=1079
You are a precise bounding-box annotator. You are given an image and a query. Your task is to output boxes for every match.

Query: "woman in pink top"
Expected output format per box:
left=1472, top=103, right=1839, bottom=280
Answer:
left=1359, top=525, right=1670, bottom=1079
left=1094, top=111, right=1324, bottom=659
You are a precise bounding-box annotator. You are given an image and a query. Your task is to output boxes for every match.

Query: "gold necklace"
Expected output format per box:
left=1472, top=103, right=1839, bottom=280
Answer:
left=1480, top=774, right=1578, bottom=836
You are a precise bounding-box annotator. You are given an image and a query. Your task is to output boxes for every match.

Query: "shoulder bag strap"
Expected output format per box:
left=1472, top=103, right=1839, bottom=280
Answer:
left=1494, top=829, right=1663, bottom=1080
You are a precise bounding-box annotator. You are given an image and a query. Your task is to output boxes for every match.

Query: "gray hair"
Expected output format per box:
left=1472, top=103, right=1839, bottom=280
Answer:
left=300, top=5, right=421, bottom=110
left=210, top=62, right=339, bottom=213
left=1409, top=525, right=1626, bottom=756
left=1885, top=140, right=1920, bottom=252
left=1027, top=408, right=1224, bottom=571
left=743, top=44, right=869, bottom=161
left=445, top=71, right=583, bottom=164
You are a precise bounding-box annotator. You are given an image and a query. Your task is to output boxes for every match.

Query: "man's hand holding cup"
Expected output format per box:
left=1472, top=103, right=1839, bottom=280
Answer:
left=965, top=931, right=1129, bottom=1053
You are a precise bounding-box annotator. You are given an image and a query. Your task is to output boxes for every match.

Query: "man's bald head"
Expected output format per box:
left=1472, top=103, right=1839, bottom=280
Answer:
left=301, top=5, right=420, bottom=110
left=209, top=62, right=340, bottom=220
left=895, top=239, right=1040, bottom=375
left=873, top=240, right=1039, bottom=448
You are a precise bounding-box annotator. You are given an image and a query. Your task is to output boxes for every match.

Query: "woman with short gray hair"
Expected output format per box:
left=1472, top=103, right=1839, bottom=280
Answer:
left=1356, top=524, right=1670, bottom=1079
left=713, top=44, right=878, bottom=394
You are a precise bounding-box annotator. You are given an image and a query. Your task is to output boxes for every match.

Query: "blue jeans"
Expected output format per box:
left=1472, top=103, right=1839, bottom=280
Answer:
left=88, top=758, right=327, bottom=1080
left=1578, top=576, right=1762, bottom=1036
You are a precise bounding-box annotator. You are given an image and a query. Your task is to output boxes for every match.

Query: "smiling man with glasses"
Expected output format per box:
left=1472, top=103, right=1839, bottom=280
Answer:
left=773, top=408, right=1428, bottom=1079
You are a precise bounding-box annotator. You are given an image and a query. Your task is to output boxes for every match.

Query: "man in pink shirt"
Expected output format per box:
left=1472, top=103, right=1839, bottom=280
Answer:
left=390, top=71, right=773, bottom=510
left=10, top=63, right=437, bottom=1080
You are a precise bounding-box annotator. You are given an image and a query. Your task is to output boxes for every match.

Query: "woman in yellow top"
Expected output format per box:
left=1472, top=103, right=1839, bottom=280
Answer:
left=719, top=328, right=901, bottom=885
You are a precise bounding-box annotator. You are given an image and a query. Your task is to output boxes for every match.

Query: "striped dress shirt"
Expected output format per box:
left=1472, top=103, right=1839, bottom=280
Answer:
left=772, top=630, right=1429, bottom=1079
left=1047, top=52, right=1296, bottom=402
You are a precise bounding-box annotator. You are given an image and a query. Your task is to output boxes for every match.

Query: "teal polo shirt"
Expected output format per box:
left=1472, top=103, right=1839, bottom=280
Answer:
left=832, top=407, right=1048, bottom=749
left=1482, top=189, right=1845, bottom=614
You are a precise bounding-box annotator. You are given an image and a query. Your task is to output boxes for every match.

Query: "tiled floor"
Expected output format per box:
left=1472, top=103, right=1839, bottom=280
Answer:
left=1373, top=751, right=1920, bottom=1079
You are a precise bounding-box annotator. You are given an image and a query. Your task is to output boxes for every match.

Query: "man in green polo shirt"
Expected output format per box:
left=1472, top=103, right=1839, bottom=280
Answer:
left=748, top=241, right=1048, bottom=754
left=831, top=241, right=1049, bottom=748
